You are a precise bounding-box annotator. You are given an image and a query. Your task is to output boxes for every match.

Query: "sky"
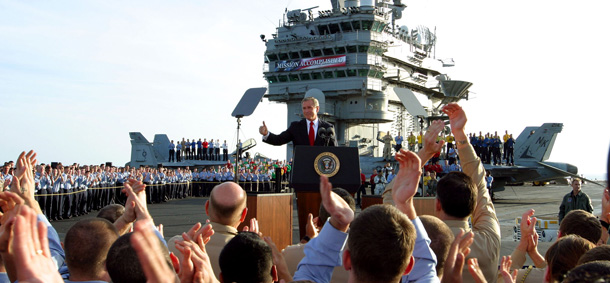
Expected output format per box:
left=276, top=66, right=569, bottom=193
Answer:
left=1, top=0, right=609, bottom=179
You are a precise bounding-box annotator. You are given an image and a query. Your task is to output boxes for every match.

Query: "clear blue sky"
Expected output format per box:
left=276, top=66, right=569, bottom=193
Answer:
left=1, top=0, right=608, bottom=179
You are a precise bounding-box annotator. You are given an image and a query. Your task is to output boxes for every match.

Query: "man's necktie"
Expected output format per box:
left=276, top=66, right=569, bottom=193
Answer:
left=309, top=121, right=315, bottom=146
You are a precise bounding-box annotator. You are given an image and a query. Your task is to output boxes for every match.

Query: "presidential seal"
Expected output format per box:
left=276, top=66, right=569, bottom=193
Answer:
left=314, top=152, right=340, bottom=177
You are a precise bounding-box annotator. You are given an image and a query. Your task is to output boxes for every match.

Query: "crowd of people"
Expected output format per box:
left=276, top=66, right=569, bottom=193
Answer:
left=0, top=157, right=293, bottom=223
left=388, top=129, right=516, bottom=167
left=0, top=103, right=608, bottom=283
left=167, top=138, right=231, bottom=162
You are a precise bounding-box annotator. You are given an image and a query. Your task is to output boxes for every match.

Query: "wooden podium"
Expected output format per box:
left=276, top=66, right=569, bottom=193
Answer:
left=291, top=146, right=360, bottom=239
left=237, top=193, right=293, bottom=251
left=295, top=191, right=322, bottom=240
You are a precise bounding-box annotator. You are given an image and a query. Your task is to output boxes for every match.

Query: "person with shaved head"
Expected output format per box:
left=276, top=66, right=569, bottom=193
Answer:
left=203, top=181, right=248, bottom=278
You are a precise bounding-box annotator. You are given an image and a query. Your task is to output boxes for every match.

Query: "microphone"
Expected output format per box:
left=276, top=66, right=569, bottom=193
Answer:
left=326, top=127, right=335, bottom=146
left=327, top=127, right=335, bottom=139
left=318, top=127, right=327, bottom=141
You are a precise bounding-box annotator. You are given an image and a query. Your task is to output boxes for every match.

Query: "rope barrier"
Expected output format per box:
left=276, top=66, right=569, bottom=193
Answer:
left=32, top=180, right=291, bottom=197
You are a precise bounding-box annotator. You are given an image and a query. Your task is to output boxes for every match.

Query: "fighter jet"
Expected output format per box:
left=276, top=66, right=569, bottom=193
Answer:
left=486, top=123, right=602, bottom=192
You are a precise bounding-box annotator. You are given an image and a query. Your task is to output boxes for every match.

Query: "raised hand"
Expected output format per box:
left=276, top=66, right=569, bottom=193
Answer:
left=442, top=229, right=474, bottom=283
left=305, top=213, right=319, bottom=240
left=0, top=193, right=23, bottom=254
left=131, top=220, right=177, bottom=283
left=184, top=222, right=214, bottom=251
left=123, top=179, right=150, bottom=221
left=320, top=175, right=354, bottom=232
left=0, top=191, right=25, bottom=223
left=12, top=205, right=63, bottom=283
left=392, top=149, right=422, bottom=219
left=10, top=151, right=41, bottom=214
left=259, top=121, right=269, bottom=136
left=498, top=256, right=517, bottom=283
left=467, top=258, right=486, bottom=283
left=175, top=224, right=219, bottom=283
left=442, top=103, right=467, bottom=134
left=517, top=209, right=536, bottom=252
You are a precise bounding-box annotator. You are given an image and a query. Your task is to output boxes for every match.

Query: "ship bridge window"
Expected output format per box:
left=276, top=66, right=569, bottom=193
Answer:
left=312, top=72, right=323, bottom=80
left=317, top=25, right=330, bottom=35
left=371, top=21, right=379, bottom=32
left=312, top=49, right=323, bottom=56
left=340, top=22, right=353, bottom=32
left=366, top=97, right=385, bottom=111
left=367, top=70, right=384, bottom=78
left=376, top=22, right=386, bottom=32
left=300, top=50, right=312, bottom=58
left=352, top=21, right=361, bottom=30
left=358, top=45, right=369, bottom=53
left=266, top=76, right=278, bottom=84
left=368, top=46, right=377, bottom=54
left=289, top=74, right=300, bottom=81
left=335, top=46, right=346, bottom=54
left=347, top=46, right=358, bottom=53
left=267, top=54, right=278, bottom=61
left=323, top=48, right=334, bottom=56
left=278, top=75, right=288, bottom=82
left=300, top=73, right=311, bottom=80
left=329, top=23, right=340, bottom=34
left=335, top=70, right=346, bottom=78
left=323, top=71, right=334, bottom=79
left=347, top=69, right=357, bottom=77
left=358, top=69, right=369, bottom=76
left=289, top=52, right=300, bottom=59
left=362, top=20, right=373, bottom=31
left=279, top=53, right=289, bottom=60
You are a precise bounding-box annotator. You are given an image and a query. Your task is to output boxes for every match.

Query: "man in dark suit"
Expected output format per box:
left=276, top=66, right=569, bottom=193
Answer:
left=259, top=97, right=337, bottom=148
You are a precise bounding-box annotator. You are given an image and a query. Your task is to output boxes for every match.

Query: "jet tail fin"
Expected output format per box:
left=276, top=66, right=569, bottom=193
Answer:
left=129, top=132, right=160, bottom=168
left=514, top=123, right=563, bottom=162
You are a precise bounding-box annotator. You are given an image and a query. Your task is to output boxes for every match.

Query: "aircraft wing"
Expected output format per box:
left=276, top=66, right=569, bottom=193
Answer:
left=484, top=164, right=542, bottom=183
left=537, top=162, right=604, bottom=187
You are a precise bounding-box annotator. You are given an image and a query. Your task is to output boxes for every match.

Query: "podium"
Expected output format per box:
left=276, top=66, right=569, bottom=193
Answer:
left=237, top=193, right=293, bottom=251
left=291, top=146, right=360, bottom=239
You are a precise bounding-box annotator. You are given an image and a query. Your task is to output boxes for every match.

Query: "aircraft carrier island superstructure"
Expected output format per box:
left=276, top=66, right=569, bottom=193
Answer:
left=262, top=0, right=473, bottom=161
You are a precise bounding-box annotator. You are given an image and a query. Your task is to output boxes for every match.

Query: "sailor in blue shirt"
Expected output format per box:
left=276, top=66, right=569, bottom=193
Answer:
left=176, top=143, right=182, bottom=162
left=205, top=168, right=214, bottom=196
left=49, top=168, right=63, bottom=220
left=168, top=140, right=176, bottom=162
left=191, top=139, right=197, bottom=160
left=258, top=170, right=268, bottom=191
left=222, top=140, right=229, bottom=161
left=245, top=169, right=254, bottom=191
left=251, top=170, right=259, bottom=191
left=224, top=167, right=234, bottom=182
left=62, top=169, right=76, bottom=219
left=214, top=139, right=220, bottom=161
left=215, top=169, right=223, bottom=186
left=185, top=139, right=191, bottom=160
left=492, top=136, right=502, bottom=165
left=394, top=132, right=403, bottom=152
left=197, top=138, right=203, bottom=160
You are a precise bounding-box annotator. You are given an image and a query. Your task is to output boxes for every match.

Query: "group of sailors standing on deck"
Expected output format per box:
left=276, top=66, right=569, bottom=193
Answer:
left=167, top=138, right=230, bottom=162
left=384, top=129, right=516, bottom=166
left=0, top=157, right=291, bottom=223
